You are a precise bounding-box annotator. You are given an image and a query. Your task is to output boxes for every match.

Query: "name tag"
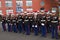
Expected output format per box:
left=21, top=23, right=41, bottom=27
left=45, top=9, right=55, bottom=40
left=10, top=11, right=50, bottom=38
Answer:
left=35, top=25, right=37, bottom=27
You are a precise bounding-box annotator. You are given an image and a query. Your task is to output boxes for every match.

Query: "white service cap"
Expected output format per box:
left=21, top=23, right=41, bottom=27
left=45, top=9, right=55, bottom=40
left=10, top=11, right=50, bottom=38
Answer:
left=40, top=10, right=45, bottom=12
left=52, top=10, right=56, bottom=13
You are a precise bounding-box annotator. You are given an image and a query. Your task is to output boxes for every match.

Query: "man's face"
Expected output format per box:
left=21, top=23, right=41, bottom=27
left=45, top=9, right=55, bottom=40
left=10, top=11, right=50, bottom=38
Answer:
left=47, top=14, right=49, bottom=16
left=52, top=13, right=56, bottom=16
left=40, top=12, right=45, bottom=15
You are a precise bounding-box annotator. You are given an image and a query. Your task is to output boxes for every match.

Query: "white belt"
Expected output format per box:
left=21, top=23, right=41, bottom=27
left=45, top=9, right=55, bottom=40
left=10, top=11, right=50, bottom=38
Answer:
left=8, top=20, right=10, bottom=21
left=19, top=19, right=22, bottom=21
left=47, top=20, right=50, bottom=21
left=51, top=21, right=58, bottom=23
left=41, top=20, right=46, bottom=21
left=24, top=20, right=29, bottom=21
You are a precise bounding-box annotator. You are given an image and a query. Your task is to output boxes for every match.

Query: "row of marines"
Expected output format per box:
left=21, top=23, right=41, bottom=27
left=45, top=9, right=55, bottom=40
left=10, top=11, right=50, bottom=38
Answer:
left=1, top=11, right=60, bottom=39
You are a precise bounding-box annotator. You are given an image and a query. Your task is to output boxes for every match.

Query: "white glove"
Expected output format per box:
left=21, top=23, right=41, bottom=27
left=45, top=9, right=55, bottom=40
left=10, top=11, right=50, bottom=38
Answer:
left=35, top=25, right=37, bottom=28
left=32, top=25, right=34, bottom=27
left=41, top=23, right=45, bottom=26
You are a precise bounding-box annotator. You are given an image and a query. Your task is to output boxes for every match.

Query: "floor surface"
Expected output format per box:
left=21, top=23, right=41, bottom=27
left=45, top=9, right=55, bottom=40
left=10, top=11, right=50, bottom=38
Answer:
left=0, top=23, right=60, bottom=40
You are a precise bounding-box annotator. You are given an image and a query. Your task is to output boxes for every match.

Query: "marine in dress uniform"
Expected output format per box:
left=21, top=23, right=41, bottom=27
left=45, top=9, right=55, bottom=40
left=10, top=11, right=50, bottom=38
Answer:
left=15, top=14, right=19, bottom=31
left=28, top=15, right=34, bottom=32
left=2, top=15, right=6, bottom=31
left=7, top=15, right=12, bottom=32
left=17, top=15, right=23, bottom=33
left=33, top=12, right=39, bottom=35
left=40, top=8, right=47, bottom=37
left=31, top=14, right=34, bottom=32
left=12, top=16, right=17, bottom=33
left=46, top=11, right=51, bottom=33
left=51, top=10, right=58, bottom=39
left=37, top=12, right=41, bottom=33
left=24, top=14, right=30, bottom=35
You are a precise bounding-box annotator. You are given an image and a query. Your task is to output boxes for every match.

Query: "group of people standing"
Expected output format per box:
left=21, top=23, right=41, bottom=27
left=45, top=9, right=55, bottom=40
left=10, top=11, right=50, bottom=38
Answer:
left=1, top=8, right=60, bottom=39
